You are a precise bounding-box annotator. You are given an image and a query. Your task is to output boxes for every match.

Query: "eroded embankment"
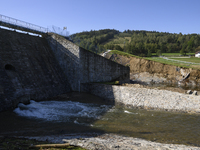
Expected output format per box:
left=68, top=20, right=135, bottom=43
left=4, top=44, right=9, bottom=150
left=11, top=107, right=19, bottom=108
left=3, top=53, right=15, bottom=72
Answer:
left=105, top=53, right=200, bottom=86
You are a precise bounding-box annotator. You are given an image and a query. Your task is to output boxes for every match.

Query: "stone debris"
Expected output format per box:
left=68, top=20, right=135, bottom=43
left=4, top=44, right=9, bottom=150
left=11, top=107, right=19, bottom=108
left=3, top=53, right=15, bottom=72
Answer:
left=87, top=83, right=200, bottom=113
left=186, top=90, right=193, bottom=94
left=185, top=90, right=198, bottom=95
left=23, top=133, right=200, bottom=150
left=180, top=69, right=190, bottom=78
left=192, top=91, right=198, bottom=96
left=62, top=134, right=200, bottom=150
left=130, top=72, right=167, bottom=85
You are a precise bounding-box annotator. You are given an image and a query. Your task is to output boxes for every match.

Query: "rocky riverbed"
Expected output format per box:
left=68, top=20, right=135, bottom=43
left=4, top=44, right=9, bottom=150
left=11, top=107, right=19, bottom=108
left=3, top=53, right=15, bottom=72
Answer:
left=120, top=83, right=200, bottom=113
left=65, top=133, right=200, bottom=150
left=85, top=82, right=200, bottom=113
left=17, top=87, right=200, bottom=150
left=22, top=133, right=200, bottom=150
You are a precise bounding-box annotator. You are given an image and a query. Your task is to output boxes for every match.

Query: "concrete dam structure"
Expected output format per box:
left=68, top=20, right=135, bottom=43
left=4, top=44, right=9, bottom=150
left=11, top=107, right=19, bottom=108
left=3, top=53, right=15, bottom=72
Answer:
left=0, top=28, right=129, bottom=112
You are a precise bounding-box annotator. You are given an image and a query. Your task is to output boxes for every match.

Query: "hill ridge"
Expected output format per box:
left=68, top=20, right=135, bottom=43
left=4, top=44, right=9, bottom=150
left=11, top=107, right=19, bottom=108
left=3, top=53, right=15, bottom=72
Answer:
left=70, top=29, right=200, bottom=57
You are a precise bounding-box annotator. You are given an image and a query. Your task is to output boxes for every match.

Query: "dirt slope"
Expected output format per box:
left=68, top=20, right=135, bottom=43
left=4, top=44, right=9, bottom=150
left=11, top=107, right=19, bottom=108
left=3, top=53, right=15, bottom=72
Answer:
left=105, top=53, right=200, bottom=87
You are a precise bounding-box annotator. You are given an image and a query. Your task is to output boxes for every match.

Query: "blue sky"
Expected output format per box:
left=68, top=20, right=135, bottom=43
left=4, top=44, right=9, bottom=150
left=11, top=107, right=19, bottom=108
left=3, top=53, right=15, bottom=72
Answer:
left=0, top=0, right=200, bottom=35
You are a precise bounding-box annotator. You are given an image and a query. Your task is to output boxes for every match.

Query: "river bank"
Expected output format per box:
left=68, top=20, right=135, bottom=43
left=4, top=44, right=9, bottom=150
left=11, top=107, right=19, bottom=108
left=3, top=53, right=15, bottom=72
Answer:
left=20, top=133, right=200, bottom=150
left=3, top=88, right=200, bottom=149
left=63, top=133, right=200, bottom=150
left=21, top=88, right=200, bottom=150
left=82, top=83, right=200, bottom=113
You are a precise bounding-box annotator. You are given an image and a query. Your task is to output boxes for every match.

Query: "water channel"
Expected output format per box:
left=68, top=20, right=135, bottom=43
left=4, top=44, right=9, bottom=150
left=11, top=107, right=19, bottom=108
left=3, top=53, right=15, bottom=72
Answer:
left=0, top=92, right=200, bottom=147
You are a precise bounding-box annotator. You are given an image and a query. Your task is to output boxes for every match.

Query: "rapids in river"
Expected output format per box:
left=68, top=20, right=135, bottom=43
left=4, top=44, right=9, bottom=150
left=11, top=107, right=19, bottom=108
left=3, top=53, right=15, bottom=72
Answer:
left=0, top=92, right=200, bottom=147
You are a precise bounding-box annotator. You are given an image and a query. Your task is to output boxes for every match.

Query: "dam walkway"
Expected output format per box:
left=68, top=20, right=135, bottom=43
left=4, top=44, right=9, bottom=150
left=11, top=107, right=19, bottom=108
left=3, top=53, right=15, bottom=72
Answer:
left=0, top=14, right=48, bottom=35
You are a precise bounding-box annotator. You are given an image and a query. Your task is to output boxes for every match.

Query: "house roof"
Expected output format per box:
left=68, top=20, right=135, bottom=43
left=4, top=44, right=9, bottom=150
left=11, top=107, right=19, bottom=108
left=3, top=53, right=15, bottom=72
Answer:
left=195, top=51, right=200, bottom=54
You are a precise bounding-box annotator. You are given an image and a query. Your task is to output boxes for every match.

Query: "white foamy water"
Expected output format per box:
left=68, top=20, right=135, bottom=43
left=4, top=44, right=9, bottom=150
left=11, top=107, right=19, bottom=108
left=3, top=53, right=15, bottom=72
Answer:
left=14, top=100, right=110, bottom=123
left=124, top=110, right=138, bottom=115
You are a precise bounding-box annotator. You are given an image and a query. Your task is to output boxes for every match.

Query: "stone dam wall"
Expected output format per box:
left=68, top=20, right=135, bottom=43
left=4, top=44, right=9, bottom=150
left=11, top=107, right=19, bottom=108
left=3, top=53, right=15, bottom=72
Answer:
left=0, top=29, right=129, bottom=111
left=46, top=33, right=130, bottom=91
left=0, top=28, right=71, bottom=111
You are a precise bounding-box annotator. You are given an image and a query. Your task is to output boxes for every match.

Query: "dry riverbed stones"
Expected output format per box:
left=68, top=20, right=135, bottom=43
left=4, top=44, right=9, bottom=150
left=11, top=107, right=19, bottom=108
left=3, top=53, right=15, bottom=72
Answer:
left=26, top=133, right=200, bottom=150
left=63, top=134, right=200, bottom=150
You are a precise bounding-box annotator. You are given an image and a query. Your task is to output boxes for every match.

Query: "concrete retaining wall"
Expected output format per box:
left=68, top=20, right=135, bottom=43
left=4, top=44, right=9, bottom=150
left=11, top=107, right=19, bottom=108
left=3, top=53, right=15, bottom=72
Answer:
left=82, top=83, right=200, bottom=113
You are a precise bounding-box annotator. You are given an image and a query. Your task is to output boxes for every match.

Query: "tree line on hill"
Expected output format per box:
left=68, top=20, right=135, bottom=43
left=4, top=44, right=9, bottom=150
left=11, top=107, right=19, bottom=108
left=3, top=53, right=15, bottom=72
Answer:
left=70, top=29, right=119, bottom=54
left=70, top=29, right=200, bottom=57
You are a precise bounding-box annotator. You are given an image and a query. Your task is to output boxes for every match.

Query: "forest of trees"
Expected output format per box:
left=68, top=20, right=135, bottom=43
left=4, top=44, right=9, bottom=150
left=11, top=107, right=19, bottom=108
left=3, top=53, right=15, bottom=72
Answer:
left=70, top=29, right=119, bottom=54
left=70, top=29, right=200, bottom=57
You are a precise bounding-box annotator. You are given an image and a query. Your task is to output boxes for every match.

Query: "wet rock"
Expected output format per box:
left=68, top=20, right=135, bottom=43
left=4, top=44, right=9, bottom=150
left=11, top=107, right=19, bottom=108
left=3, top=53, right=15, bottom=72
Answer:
left=192, top=91, right=198, bottom=96
left=180, top=69, right=190, bottom=78
left=186, top=90, right=193, bottom=94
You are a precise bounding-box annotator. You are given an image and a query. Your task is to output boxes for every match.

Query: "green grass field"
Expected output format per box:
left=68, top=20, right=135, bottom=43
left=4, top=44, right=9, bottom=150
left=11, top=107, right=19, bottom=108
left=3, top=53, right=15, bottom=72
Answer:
left=152, top=53, right=195, bottom=56
left=147, top=57, right=190, bottom=68
left=170, top=57, right=200, bottom=63
left=147, top=57, right=200, bottom=69
left=109, top=50, right=200, bottom=69
left=109, top=50, right=141, bottom=58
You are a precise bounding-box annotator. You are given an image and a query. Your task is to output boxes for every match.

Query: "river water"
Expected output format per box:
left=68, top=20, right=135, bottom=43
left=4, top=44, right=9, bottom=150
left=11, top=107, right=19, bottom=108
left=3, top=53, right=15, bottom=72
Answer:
left=0, top=92, right=200, bottom=147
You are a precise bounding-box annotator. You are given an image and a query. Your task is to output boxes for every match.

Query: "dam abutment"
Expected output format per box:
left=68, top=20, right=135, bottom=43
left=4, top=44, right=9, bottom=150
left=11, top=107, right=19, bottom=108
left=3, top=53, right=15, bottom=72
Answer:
left=46, top=33, right=130, bottom=91
left=0, top=29, right=129, bottom=111
left=0, top=29, right=71, bottom=111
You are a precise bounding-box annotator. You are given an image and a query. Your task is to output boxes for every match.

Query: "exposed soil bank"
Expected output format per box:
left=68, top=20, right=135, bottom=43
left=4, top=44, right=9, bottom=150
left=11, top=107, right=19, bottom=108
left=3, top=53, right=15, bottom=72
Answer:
left=105, top=53, right=200, bottom=87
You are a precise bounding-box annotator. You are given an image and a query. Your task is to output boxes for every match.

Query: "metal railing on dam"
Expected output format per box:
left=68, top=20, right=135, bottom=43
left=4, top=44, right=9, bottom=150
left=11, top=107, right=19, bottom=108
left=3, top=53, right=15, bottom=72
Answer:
left=0, top=14, right=48, bottom=35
